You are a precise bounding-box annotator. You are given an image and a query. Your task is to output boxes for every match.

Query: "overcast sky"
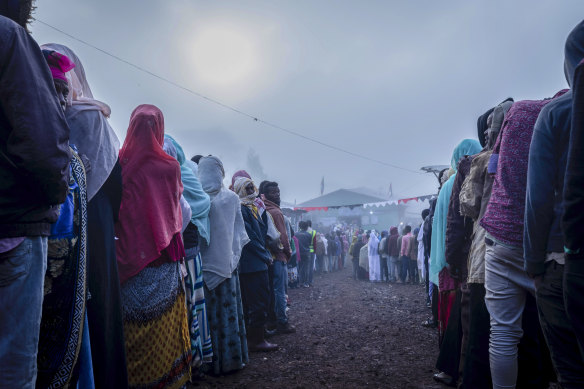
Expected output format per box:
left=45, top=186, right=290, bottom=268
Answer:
left=31, top=1, right=584, bottom=204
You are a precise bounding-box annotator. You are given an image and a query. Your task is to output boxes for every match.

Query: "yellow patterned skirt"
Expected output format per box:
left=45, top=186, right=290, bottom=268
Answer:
left=121, top=261, right=191, bottom=389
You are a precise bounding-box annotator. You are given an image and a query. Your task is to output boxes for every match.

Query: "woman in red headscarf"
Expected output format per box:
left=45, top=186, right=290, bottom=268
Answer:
left=115, top=104, right=191, bottom=388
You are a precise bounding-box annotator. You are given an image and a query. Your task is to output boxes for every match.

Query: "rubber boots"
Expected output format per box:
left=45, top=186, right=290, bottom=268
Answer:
left=248, top=326, right=278, bottom=352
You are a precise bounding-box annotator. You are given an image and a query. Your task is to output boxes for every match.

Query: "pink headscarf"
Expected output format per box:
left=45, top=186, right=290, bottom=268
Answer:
left=115, top=104, right=184, bottom=283
left=42, top=49, right=75, bottom=82
left=231, top=169, right=267, bottom=214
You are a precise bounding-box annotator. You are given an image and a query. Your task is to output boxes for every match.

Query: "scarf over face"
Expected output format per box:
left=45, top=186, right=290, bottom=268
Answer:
left=164, top=135, right=211, bottom=244
left=42, top=43, right=120, bottom=202
left=115, top=105, right=183, bottom=283
left=234, top=176, right=259, bottom=209
left=430, top=139, right=482, bottom=287
left=198, top=156, right=249, bottom=290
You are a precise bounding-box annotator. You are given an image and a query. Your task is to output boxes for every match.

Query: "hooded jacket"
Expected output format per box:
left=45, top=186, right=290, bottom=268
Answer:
left=524, top=21, right=584, bottom=275
left=0, top=15, right=71, bottom=237
left=563, top=38, right=584, bottom=254
left=387, top=227, right=399, bottom=257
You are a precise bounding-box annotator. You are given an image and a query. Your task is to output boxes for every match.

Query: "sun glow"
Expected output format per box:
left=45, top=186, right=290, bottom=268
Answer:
left=190, top=26, right=259, bottom=88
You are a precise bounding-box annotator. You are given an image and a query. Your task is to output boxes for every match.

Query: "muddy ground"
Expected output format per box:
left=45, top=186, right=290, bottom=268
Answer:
left=189, top=265, right=442, bottom=388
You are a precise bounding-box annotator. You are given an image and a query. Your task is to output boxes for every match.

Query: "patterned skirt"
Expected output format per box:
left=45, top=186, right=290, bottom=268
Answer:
left=37, top=151, right=88, bottom=389
left=204, top=270, right=248, bottom=375
left=185, top=249, right=213, bottom=367
left=121, top=261, right=191, bottom=389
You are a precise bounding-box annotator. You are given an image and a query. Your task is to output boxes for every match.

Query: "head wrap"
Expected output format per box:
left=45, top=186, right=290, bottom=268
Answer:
left=164, top=135, right=211, bottom=244
left=115, top=105, right=183, bottom=284
left=41, top=43, right=111, bottom=117
left=233, top=176, right=259, bottom=208
left=41, top=44, right=120, bottom=202
left=198, top=156, right=249, bottom=290
left=41, top=49, right=75, bottom=82
left=430, top=139, right=481, bottom=285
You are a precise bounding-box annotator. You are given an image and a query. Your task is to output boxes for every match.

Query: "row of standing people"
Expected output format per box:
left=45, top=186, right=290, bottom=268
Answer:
left=0, top=5, right=298, bottom=387
left=419, top=19, right=584, bottom=389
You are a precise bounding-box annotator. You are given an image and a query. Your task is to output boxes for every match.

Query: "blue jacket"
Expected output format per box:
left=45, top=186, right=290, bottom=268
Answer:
left=239, top=206, right=271, bottom=273
left=524, top=20, right=584, bottom=274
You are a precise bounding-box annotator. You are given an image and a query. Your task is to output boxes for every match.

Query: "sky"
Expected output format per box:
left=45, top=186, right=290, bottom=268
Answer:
left=31, top=1, right=584, bottom=204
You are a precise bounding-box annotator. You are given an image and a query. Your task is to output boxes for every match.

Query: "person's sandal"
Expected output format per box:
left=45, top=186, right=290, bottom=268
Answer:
left=422, top=318, right=436, bottom=328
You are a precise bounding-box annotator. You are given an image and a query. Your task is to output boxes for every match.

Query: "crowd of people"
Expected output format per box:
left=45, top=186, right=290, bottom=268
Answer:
left=410, top=19, right=584, bottom=389
left=2, top=3, right=584, bottom=389
left=1, top=4, right=300, bottom=388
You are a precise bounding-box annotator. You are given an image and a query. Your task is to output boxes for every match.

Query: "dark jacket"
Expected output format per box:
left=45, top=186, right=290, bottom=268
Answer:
left=0, top=16, right=71, bottom=237
left=445, top=156, right=475, bottom=278
left=388, top=227, right=399, bottom=257
left=563, top=60, right=584, bottom=254
left=295, top=230, right=312, bottom=257
left=527, top=21, right=584, bottom=272
left=351, top=241, right=365, bottom=258
left=239, top=205, right=272, bottom=273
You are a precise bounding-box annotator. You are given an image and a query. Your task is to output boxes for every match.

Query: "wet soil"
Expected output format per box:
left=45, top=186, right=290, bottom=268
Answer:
left=189, top=266, right=442, bottom=388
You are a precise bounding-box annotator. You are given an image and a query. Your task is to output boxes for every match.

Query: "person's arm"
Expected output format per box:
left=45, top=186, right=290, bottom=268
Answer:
left=563, top=62, right=584, bottom=253
left=524, top=107, right=558, bottom=276
left=242, top=207, right=271, bottom=265
left=0, top=25, right=70, bottom=204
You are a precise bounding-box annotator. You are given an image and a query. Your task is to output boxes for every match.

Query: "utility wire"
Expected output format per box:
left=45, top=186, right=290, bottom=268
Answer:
left=36, top=19, right=424, bottom=175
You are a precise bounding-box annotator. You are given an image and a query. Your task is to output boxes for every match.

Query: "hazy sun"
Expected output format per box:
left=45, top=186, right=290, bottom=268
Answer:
left=191, top=26, right=258, bottom=87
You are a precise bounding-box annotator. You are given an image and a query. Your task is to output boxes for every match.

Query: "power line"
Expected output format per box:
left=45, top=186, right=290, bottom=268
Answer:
left=36, top=19, right=424, bottom=175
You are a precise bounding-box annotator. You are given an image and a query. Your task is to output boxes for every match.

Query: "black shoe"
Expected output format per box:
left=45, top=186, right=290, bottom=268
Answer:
left=275, top=322, right=296, bottom=334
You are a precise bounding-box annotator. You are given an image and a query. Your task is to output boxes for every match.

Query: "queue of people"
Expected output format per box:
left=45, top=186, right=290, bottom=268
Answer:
left=0, top=4, right=298, bottom=388
left=418, top=19, right=584, bottom=389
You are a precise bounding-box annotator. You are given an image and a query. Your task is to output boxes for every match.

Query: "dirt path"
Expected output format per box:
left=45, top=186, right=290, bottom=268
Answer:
left=190, top=266, right=442, bottom=388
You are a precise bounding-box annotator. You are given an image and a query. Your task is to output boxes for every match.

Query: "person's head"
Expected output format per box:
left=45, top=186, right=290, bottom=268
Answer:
left=381, top=230, right=388, bottom=238
left=307, top=220, right=312, bottom=228
left=41, top=49, right=75, bottom=111
left=0, top=0, right=35, bottom=30
left=298, top=221, right=308, bottom=231
left=422, top=209, right=430, bottom=220
left=404, top=225, right=412, bottom=234
left=413, top=227, right=420, bottom=236
left=260, top=181, right=280, bottom=205
left=230, top=170, right=252, bottom=190
left=191, top=155, right=203, bottom=164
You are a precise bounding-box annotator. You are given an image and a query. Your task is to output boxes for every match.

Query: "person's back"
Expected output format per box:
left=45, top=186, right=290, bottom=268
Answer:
left=0, top=5, right=72, bottom=388
left=295, top=229, right=312, bottom=257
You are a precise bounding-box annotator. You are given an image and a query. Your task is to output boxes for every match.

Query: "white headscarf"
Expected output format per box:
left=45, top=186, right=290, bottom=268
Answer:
left=41, top=43, right=120, bottom=202
left=198, top=156, right=249, bottom=290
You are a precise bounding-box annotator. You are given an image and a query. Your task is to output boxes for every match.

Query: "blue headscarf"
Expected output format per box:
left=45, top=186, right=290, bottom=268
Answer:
left=430, top=139, right=482, bottom=286
left=164, top=135, right=211, bottom=244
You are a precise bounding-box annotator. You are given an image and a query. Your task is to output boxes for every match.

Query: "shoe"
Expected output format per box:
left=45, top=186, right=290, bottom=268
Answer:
left=248, top=327, right=278, bottom=352
left=422, top=318, right=437, bottom=328
left=275, top=322, right=296, bottom=334
left=433, top=372, right=455, bottom=387
left=264, top=327, right=277, bottom=338
left=303, top=283, right=309, bottom=288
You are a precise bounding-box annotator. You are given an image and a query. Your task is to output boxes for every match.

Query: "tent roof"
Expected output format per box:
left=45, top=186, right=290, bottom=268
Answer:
left=296, top=188, right=388, bottom=209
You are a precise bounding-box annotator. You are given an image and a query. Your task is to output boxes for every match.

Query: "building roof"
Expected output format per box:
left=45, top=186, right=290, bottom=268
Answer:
left=295, top=188, right=388, bottom=210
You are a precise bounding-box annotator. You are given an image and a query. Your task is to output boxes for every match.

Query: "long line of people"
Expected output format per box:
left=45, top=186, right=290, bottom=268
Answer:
left=419, top=19, right=584, bottom=389
left=0, top=5, right=303, bottom=388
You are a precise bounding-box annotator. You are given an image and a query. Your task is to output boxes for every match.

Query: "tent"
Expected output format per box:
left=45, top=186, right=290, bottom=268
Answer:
left=295, top=188, right=388, bottom=211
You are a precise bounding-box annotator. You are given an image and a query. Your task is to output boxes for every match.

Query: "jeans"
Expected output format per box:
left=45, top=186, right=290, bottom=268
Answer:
left=308, top=253, right=315, bottom=284
left=0, top=236, right=47, bottom=389
left=380, top=256, right=389, bottom=281
left=536, top=260, right=584, bottom=388
left=389, top=256, right=398, bottom=281
left=298, top=254, right=310, bottom=285
left=400, top=255, right=410, bottom=282
left=273, top=261, right=288, bottom=324
left=316, top=254, right=324, bottom=274
left=330, top=255, right=337, bottom=271
left=564, top=252, right=584, bottom=362
left=484, top=238, right=535, bottom=389
left=352, top=257, right=359, bottom=280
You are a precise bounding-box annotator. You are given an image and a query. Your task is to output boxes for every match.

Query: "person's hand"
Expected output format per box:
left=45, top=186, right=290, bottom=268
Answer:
left=533, top=274, right=543, bottom=290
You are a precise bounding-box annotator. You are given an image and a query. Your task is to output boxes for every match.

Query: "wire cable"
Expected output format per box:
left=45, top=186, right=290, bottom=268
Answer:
left=36, top=18, right=424, bottom=175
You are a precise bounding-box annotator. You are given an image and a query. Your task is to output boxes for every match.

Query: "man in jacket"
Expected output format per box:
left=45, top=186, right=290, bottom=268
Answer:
left=236, top=177, right=278, bottom=352
left=0, top=2, right=71, bottom=387
left=260, top=181, right=295, bottom=334
left=525, top=21, right=584, bottom=387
